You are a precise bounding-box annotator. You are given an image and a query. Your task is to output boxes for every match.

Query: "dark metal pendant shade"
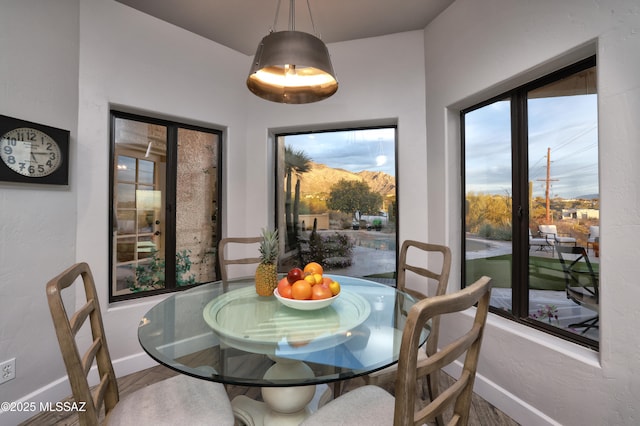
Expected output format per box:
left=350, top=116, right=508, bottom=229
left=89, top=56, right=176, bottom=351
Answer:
left=247, top=31, right=338, bottom=104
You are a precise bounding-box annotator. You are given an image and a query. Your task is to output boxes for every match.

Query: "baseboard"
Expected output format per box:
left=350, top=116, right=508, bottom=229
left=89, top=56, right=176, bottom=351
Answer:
left=443, top=362, right=562, bottom=426
left=4, top=348, right=561, bottom=426
left=0, top=351, right=157, bottom=426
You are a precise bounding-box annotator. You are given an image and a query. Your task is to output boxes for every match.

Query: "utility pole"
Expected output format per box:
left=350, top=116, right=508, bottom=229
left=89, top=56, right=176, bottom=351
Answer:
left=537, top=147, right=558, bottom=224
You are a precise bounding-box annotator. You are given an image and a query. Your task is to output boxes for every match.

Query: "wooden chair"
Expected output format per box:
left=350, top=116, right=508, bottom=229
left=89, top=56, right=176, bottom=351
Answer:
left=301, top=276, right=493, bottom=426
left=363, top=240, right=451, bottom=404
left=218, top=236, right=262, bottom=284
left=46, top=262, right=234, bottom=426
left=556, top=246, right=599, bottom=334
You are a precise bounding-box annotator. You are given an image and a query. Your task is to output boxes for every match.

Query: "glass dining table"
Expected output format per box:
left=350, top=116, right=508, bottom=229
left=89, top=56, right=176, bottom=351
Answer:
left=138, top=274, right=429, bottom=426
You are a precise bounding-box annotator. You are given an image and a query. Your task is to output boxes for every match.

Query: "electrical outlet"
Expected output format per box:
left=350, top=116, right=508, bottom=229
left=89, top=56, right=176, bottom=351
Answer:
left=0, top=358, right=16, bottom=384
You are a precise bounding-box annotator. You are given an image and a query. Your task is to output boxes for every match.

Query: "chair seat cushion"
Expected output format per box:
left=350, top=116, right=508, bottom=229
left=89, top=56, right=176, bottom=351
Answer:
left=556, top=236, right=576, bottom=243
left=301, top=385, right=395, bottom=426
left=106, top=374, right=234, bottom=426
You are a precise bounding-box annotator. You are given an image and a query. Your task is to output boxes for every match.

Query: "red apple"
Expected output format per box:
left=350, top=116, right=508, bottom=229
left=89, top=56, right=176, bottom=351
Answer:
left=287, top=267, right=304, bottom=283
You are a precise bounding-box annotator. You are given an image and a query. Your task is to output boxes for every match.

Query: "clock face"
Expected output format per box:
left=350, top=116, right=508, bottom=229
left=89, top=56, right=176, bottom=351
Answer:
left=0, top=127, right=63, bottom=177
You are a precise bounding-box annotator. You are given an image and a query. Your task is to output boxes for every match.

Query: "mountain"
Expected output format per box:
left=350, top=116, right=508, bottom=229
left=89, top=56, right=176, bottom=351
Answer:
left=293, top=161, right=396, bottom=199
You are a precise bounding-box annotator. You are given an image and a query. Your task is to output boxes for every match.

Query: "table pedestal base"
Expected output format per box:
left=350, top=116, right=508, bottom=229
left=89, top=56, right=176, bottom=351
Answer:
left=232, top=383, right=332, bottom=426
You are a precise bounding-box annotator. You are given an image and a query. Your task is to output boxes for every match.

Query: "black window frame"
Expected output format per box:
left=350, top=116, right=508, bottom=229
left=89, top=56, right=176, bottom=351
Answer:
left=109, top=110, right=223, bottom=302
left=461, top=56, right=598, bottom=350
left=274, top=125, right=399, bottom=282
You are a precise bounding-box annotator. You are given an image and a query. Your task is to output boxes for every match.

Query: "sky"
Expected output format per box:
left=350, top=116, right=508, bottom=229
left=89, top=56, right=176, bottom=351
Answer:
left=465, top=94, right=599, bottom=199
left=283, top=128, right=396, bottom=176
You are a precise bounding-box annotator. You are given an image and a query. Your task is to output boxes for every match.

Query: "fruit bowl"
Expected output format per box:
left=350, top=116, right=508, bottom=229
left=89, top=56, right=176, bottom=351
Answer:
left=274, top=288, right=339, bottom=310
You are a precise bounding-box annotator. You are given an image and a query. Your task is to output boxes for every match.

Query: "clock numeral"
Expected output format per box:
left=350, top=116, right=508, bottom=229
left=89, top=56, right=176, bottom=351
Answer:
left=38, top=165, right=45, bottom=173
left=46, top=142, right=53, bottom=150
left=49, top=152, right=56, bottom=160
left=4, top=137, right=17, bottom=146
left=2, top=146, right=12, bottom=155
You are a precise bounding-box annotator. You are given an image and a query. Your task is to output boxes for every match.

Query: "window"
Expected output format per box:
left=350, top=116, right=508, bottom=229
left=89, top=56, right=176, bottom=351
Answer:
left=276, top=127, right=398, bottom=283
left=462, top=57, right=599, bottom=349
left=110, top=111, right=222, bottom=301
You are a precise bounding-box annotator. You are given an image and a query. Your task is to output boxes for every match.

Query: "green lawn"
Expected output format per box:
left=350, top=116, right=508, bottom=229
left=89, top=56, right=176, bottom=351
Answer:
left=466, top=254, right=599, bottom=291
left=367, top=253, right=599, bottom=292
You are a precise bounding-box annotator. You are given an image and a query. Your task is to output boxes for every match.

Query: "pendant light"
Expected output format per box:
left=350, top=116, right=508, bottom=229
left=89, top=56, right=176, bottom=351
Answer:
left=247, top=0, right=338, bottom=104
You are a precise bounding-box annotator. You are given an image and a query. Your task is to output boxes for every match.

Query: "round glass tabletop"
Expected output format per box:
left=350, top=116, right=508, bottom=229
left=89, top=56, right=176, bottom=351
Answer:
left=138, top=274, right=429, bottom=387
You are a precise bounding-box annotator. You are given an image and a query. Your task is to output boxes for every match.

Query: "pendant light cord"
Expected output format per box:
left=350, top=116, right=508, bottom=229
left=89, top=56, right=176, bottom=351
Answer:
left=270, top=0, right=281, bottom=33
left=306, top=0, right=319, bottom=38
left=269, top=0, right=321, bottom=37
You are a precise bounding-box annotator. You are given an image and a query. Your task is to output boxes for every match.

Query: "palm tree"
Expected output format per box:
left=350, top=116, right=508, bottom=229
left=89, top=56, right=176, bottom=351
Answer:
left=284, top=146, right=312, bottom=250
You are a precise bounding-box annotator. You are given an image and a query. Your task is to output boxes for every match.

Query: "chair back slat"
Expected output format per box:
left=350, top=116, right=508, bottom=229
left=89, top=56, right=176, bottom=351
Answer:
left=397, top=240, right=451, bottom=359
left=92, top=373, right=110, bottom=414
left=404, top=263, right=440, bottom=282
left=416, top=372, right=469, bottom=423
left=47, top=262, right=120, bottom=426
left=394, top=276, right=492, bottom=426
left=69, top=300, right=95, bottom=336
left=415, top=324, right=481, bottom=377
left=218, top=237, right=263, bottom=283
left=82, top=338, right=102, bottom=377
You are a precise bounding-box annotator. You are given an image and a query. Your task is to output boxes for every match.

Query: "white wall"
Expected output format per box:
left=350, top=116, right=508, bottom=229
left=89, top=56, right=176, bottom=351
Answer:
left=1, top=0, right=249, bottom=423
left=4, top=0, right=638, bottom=424
left=0, top=0, right=79, bottom=415
left=425, top=1, right=640, bottom=425
left=1, top=1, right=431, bottom=424
left=244, top=30, right=429, bottom=244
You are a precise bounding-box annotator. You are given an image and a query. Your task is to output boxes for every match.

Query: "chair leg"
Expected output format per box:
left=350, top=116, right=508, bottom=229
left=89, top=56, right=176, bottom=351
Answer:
left=426, top=371, right=445, bottom=426
left=569, top=315, right=599, bottom=334
left=332, top=380, right=343, bottom=398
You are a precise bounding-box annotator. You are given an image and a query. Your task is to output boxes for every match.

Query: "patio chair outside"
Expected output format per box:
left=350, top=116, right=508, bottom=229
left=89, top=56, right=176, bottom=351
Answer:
left=538, top=224, right=576, bottom=247
left=529, top=228, right=554, bottom=254
left=556, top=246, right=599, bottom=334
left=586, top=225, right=600, bottom=255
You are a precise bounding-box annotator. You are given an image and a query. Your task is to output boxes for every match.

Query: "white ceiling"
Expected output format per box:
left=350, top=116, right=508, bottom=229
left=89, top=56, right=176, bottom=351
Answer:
left=114, top=0, right=455, bottom=55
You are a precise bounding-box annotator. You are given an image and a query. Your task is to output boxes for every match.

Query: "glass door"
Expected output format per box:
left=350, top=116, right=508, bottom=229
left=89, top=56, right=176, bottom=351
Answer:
left=113, top=119, right=167, bottom=295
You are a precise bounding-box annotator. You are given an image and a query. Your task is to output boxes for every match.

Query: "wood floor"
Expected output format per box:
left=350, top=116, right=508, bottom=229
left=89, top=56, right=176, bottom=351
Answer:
left=20, top=365, right=519, bottom=426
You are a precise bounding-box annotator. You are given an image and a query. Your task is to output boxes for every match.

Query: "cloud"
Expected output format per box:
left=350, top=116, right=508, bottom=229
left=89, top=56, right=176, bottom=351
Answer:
left=285, top=128, right=396, bottom=176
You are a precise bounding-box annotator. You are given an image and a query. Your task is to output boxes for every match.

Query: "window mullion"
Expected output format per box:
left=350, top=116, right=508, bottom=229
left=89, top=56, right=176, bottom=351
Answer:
left=164, top=125, right=178, bottom=289
left=511, top=91, right=529, bottom=318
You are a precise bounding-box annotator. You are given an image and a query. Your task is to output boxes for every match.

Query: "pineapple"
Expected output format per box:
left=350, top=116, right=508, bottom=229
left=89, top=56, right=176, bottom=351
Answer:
left=255, top=228, right=279, bottom=296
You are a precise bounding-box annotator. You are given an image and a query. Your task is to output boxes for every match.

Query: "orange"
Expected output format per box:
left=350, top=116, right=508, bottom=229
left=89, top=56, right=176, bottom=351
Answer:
left=291, top=280, right=312, bottom=300
left=311, top=285, right=332, bottom=300
left=304, top=262, right=323, bottom=276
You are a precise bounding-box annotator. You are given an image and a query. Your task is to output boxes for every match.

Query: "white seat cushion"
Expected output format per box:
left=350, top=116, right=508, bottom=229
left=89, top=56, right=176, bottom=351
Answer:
left=106, top=374, right=234, bottom=426
left=301, top=385, right=395, bottom=426
left=555, top=236, right=576, bottom=243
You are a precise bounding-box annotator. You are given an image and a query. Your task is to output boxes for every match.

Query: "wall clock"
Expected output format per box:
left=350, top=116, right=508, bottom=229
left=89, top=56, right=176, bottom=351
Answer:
left=0, top=115, right=70, bottom=185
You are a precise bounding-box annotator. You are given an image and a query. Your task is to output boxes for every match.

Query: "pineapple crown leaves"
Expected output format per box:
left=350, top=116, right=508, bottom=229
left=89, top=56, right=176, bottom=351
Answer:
left=259, top=228, right=279, bottom=264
